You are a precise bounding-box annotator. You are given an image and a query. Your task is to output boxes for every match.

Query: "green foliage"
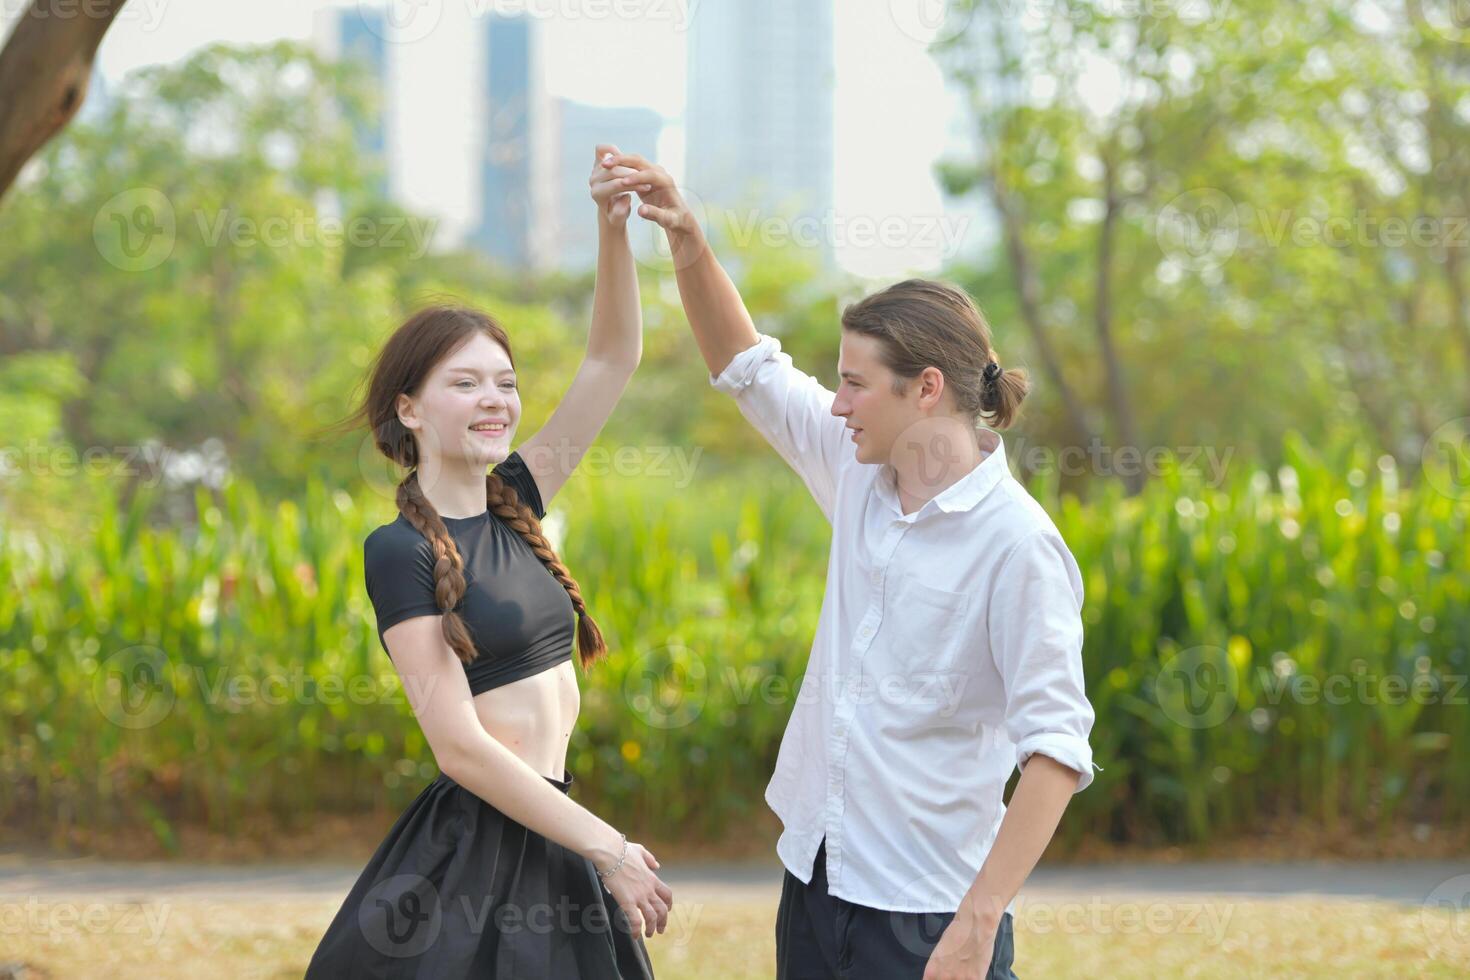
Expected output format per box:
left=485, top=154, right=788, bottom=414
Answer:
left=1, top=438, right=1465, bottom=848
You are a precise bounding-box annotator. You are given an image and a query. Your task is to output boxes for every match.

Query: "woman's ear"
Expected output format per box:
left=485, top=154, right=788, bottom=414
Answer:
left=396, top=392, right=419, bottom=431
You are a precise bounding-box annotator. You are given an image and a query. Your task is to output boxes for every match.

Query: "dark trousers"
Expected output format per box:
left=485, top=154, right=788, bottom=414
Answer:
left=776, top=838, right=1018, bottom=980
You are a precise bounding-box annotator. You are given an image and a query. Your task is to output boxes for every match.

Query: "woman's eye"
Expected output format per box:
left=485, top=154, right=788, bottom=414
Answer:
left=500, top=382, right=517, bottom=391
left=456, top=380, right=474, bottom=388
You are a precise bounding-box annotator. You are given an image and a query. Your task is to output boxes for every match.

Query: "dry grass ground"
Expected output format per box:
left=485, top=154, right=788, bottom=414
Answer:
left=0, top=893, right=1464, bottom=979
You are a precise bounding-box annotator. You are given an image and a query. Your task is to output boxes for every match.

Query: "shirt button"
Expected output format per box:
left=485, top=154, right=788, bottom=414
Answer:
left=859, top=626, right=873, bottom=638
left=871, top=571, right=881, bottom=585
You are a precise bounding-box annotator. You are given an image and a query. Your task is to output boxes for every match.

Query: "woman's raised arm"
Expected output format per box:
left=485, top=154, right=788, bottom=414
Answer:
left=518, top=144, right=647, bottom=505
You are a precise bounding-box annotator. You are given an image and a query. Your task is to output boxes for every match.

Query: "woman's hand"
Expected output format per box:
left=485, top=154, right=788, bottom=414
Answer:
left=601, top=151, right=706, bottom=267
left=590, top=143, right=650, bottom=230
left=598, top=838, right=674, bottom=939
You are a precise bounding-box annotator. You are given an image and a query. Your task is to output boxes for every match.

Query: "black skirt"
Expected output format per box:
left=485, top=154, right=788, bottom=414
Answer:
left=305, top=769, right=655, bottom=979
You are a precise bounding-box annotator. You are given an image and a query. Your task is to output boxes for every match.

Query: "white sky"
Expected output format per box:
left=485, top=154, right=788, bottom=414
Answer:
left=16, top=0, right=997, bottom=279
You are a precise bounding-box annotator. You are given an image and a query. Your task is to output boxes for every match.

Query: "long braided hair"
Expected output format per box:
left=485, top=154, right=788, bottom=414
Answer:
left=336, top=304, right=606, bottom=669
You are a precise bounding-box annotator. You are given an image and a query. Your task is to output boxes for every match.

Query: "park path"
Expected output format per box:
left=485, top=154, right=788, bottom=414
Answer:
left=1, top=852, right=1464, bottom=905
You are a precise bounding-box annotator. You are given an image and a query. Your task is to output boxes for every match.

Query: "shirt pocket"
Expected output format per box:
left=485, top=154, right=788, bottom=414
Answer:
left=882, top=578, right=971, bottom=675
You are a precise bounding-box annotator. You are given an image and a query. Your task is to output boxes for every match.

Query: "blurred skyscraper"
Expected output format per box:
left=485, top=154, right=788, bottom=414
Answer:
left=469, top=13, right=555, bottom=271
left=313, top=7, right=391, bottom=198
left=685, top=0, right=835, bottom=261
left=553, top=100, right=663, bottom=271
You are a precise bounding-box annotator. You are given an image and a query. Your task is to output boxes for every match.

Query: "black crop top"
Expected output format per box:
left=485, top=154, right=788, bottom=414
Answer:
left=363, top=451, right=576, bottom=695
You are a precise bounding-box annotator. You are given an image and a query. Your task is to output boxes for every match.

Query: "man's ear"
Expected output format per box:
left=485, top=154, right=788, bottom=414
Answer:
left=918, top=366, right=945, bottom=409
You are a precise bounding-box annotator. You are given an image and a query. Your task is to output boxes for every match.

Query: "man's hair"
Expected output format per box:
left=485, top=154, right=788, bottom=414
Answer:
left=840, top=279, right=1029, bottom=430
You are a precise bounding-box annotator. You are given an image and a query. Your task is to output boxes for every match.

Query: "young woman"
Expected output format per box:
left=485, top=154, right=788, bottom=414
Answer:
left=306, top=146, right=671, bottom=978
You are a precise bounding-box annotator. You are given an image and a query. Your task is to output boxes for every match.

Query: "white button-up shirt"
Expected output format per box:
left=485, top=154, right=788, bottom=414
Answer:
left=711, top=333, right=1100, bottom=914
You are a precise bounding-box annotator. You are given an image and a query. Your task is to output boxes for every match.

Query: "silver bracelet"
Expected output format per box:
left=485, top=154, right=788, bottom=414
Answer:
left=596, top=833, right=629, bottom=880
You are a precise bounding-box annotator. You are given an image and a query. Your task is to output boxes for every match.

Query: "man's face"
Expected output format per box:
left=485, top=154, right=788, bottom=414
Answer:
left=830, top=331, right=926, bottom=466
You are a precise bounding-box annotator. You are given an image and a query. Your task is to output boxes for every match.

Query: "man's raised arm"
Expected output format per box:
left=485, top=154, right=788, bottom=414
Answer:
left=598, top=152, right=757, bottom=376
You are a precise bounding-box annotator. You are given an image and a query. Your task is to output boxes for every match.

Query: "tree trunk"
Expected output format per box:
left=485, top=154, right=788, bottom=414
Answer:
left=1094, top=157, right=1145, bottom=494
left=0, top=0, right=129, bottom=203
left=988, top=175, right=1097, bottom=454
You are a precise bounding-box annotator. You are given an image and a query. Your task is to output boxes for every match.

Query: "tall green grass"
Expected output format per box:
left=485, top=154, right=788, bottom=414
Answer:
left=1, top=432, right=1464, bottom=852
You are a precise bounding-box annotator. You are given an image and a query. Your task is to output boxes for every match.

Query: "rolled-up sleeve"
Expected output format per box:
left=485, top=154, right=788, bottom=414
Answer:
left=710, top=333, right=851, bottom=520
left=986, top=530, right=1100, bottom=793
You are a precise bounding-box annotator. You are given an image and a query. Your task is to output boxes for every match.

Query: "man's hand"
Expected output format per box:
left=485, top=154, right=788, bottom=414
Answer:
left=600, top=151, right=706, bottom=269
left=922, top=897, right=1001, bottom=980
left=590, top=144, right=647, bottom=230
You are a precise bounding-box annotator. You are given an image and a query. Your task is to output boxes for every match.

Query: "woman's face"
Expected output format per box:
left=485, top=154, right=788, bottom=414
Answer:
left=399, top=331, right=521, bottom=468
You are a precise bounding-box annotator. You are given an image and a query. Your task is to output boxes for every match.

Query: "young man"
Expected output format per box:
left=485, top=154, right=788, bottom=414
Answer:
left=603, top=153, right=1100, bottom=980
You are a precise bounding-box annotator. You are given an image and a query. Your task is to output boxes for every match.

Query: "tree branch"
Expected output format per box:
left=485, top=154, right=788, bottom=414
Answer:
left=0, top=0, right=129, bottom=202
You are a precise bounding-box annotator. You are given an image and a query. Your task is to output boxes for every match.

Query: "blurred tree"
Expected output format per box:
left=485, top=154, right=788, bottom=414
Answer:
left=933, top=0, right=1470, bottom=490
left=0, top=0, right=127, bottom=201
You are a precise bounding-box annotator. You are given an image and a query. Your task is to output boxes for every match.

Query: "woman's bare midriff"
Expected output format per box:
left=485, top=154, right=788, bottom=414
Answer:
left=471, top=658, right=581, bottom=780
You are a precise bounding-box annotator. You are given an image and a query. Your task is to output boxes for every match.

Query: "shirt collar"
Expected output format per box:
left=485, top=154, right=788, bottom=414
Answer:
left=876, top=427, right=1009, bottom=518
